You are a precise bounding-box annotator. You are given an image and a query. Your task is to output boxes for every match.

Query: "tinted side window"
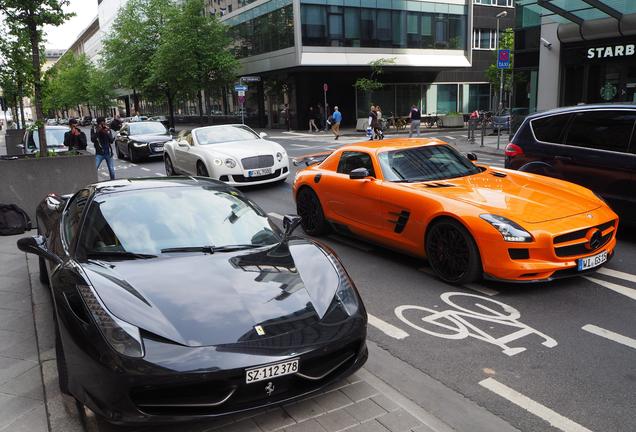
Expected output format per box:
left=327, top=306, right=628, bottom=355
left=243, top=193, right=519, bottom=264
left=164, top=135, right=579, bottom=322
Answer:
left=63, top=189, right=90, bottom=250
left=531, top=113, right=571, bottom=144
left=337, top=151, right=375, bottom=177
left=566, top=110, right=636, bottom=153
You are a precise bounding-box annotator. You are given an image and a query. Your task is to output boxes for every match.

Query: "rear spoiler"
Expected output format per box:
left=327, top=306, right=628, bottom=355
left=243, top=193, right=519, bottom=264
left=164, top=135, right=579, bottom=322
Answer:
left=292, top=151, right=333, bottom=167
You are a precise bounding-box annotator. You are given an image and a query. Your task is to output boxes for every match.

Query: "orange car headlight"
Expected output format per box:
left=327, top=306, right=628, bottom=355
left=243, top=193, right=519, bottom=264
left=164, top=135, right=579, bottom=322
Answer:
left=480, top=214, right=533, bottom=243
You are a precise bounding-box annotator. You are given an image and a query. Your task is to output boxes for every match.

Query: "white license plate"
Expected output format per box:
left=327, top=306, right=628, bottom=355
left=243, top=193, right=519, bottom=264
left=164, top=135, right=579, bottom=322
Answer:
left=248, top=168, right=273, bottom=177
left=577, top=250, right=608, bottom=271
left=245, top=359, right=299, bottom=384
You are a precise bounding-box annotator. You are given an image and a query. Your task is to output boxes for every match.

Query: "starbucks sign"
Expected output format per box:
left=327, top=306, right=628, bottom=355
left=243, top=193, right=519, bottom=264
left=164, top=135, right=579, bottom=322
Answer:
left=600, top=82, right=617, bottom=101
left=587, top=44, right=635, bottom=59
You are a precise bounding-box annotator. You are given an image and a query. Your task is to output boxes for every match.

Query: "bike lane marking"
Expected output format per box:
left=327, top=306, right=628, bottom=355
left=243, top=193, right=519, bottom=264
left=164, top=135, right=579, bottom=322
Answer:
left=582, top=324, right=636, bottom=350
left=596, top=267, right=636, bottom=283
left=479, top=378, right=594, bottom=432
left=583, top=276, right=636, bottom=301
left=368, top=314, right=410, bottom=340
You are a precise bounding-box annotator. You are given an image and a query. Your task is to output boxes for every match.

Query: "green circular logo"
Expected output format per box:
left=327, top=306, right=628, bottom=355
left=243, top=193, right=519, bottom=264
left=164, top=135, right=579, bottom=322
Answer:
left=600, top=82, right=617, bottom=101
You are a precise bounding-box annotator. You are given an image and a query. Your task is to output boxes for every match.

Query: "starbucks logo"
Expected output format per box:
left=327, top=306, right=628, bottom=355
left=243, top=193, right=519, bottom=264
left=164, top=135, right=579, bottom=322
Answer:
left=600, top=82, right=617, bottom=101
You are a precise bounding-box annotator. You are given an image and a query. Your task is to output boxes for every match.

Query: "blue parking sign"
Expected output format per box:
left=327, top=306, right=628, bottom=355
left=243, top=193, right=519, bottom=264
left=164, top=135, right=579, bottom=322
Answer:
left=497, top=50, right=511, bottom=69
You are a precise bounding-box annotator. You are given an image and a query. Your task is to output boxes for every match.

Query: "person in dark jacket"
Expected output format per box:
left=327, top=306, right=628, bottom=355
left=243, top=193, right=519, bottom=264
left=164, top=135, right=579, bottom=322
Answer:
left=63, top=118, right=87, bottom=150
left=109, top=114, right=123, bottom=131
left=91, top=117, right=115, bottom=180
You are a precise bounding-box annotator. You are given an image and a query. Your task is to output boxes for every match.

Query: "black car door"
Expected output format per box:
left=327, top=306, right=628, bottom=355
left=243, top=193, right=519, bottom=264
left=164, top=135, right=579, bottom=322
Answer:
left=116, top=125, right=129, bottom=157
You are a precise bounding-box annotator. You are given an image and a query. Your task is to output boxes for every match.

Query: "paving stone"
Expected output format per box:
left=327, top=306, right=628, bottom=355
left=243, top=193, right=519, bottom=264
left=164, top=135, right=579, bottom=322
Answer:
left=212, top=418, right=263, bottom=432
left=0, top=309, right=35, bottom=335
left=0, top=330, right=37, bottom=361
left=0, top=393, right=42, bottom=430
left=345, top=419, right=390, bottom=432
left=0, top=401, right=47, bottom=432
left=340, top=381, right=379, bottom=403
left=346, top=374, right=363, bottom=384
left=371, top=395, right=400, bottom=413
left=376, top=409, right=422, bottom=432
left=253, top=407, right=296, bottom=431
left=0, top=290, right=32, bottom=312
left=284, top=399, right=326, bottom=422
left=411, top=424, right=437, bottom=432
left=0, top=275, right=28, bottom=293
left=284, top=419, right=327, bottom=432
left=0, top=364, right=44, bottom=401
left=313, top=390, right=353, bottom=413
left=315, top=408, right=357, bottom=432
left=0, top=356, right=38, bottom=387
left=344, top=398, right=387, bottom=423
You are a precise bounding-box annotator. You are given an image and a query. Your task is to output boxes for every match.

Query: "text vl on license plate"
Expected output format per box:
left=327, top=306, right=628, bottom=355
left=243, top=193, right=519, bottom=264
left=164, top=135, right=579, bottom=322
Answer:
left=577, top=250, right=608, bottom=271
left=245, top=359, right=299, bottom=384
left=248, top=167, right=273, bottom=177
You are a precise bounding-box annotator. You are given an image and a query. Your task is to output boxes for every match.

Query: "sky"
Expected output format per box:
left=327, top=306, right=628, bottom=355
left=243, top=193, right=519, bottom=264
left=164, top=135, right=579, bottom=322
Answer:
left=43, top=0, right=99, bottom=50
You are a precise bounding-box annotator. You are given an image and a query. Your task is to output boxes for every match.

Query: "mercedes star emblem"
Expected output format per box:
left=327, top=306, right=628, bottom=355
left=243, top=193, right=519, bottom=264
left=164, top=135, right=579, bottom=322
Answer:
left=265, top=381, right=275, bottom=396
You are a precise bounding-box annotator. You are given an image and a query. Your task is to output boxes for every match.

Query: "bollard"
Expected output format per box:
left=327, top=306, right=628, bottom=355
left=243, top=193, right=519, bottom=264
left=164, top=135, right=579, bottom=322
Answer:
left=480, top=118, right=485, bottom=147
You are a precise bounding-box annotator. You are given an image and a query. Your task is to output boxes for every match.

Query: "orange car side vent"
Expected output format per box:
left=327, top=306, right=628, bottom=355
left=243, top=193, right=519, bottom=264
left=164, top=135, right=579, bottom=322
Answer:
left=388, top=211, right=411, bottom=234
left=424, top=183, right=455, bottom=188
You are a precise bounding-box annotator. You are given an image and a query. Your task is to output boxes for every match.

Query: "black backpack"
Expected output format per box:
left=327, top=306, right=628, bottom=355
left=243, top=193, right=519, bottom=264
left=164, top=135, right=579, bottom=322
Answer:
left=0, top=204, right=32, bottom=236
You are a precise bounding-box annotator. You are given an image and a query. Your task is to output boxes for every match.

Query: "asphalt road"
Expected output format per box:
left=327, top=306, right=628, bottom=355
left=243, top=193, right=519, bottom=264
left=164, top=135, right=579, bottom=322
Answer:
left=88, top=127, right=636, bottom=432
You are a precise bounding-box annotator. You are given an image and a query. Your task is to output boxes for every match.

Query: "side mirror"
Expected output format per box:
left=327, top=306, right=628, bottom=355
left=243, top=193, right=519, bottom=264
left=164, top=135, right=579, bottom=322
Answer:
left=177, top=140, right=189, bottom=148
left=119, top=131, right=128, bottom=137
left=16, top=235, right=63, bottom=265
left=349, top=167, right=370, bottom=180
left=168, top=127, right=175, bottom=133
left=466, top=152, right=478, bottom=161
left=45, top=195, right=64, bottom=212
left=259, top=132, right=268, bottom=139
left=282, top=214, right=302, bottom=242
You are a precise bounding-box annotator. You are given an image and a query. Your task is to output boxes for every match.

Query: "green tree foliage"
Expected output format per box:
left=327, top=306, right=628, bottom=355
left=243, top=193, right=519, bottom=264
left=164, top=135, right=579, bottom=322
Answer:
left=0, top=0, right=73, bottom=155
left=354, top=58, right=396, bottom=92
left=486, top=28, right=515, bottom=109
left=0, top=23, right=35, bottom=128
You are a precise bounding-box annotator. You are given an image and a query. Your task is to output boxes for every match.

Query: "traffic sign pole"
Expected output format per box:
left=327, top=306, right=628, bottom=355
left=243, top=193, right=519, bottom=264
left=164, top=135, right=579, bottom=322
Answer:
left=323, top=83, right=328, bottom=130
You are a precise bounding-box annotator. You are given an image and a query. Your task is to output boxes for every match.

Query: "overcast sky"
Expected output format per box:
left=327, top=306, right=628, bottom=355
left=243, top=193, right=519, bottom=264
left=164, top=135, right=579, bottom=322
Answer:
left=43, top=0, right=99, bottom=50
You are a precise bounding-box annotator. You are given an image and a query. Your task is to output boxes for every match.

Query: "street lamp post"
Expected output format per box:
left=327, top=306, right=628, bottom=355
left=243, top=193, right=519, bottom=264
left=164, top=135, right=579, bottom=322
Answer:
left=496, top=10, right=508, bottom=114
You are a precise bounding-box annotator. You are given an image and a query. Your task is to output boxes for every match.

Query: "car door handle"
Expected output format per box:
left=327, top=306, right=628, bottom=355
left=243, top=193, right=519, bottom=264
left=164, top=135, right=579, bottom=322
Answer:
left=554, top=155, right=572, bottom=161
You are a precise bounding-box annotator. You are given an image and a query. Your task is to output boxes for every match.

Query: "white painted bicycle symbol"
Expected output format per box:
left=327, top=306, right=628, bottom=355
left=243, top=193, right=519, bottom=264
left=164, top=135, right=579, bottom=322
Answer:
left=395, top=292, right=557, bottom=356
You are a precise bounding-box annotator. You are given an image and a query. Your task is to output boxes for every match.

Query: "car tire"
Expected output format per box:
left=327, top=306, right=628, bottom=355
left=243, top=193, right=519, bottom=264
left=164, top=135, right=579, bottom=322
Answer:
left=116, top=144, right=123, bottom=160
left=164, top=155, right=175, bottom=176
left=425, top=218, right=482, bottom=285
left=55, top=323, right=70, bottom=395
left=296, top=187, right=331, bottom=236
left=196, top=161, right=209, bottom=177
left=128, top=145, right=139, bottom=163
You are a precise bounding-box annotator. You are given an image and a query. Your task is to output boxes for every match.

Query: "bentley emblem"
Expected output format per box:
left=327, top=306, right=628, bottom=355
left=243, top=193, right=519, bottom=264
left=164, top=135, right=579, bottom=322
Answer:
left=265, top=382, right=275, bottom=396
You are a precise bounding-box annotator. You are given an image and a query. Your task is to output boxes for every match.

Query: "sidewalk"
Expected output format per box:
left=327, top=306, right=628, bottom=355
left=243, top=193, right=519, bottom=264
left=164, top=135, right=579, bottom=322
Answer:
left=0, top=233, right=517, bottom=432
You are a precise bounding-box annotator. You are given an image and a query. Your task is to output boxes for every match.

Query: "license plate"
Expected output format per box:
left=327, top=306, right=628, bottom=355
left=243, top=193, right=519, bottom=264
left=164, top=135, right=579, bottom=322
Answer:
left=577, top=250, right=608, bottom=271
left=245, top=359, right=299, bottom=384
left=248, top=168, right=273, bottom=177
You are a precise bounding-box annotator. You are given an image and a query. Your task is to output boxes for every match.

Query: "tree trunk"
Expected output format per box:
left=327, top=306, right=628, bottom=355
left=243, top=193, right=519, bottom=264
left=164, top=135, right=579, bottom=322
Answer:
left=197, top=90, right=204, bottom=125
left=17, top=79, right=25, bottom=129
left=132, top=89, right=140, bottom=114
left=87, top=103, right=93, bottom=118
left=166, top=89, right=175, bottom=130
left=27, top=20, right=46, bottom=156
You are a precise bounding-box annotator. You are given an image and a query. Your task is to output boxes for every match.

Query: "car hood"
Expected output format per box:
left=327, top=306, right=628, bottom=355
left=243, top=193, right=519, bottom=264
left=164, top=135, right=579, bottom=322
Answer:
left=403, top=169, right=601, bottom=223
left=198, top=139, right=283, bottom=159
left=129, top=133, right=172, bottom=143
left=81, top=240, right=340, bottom=347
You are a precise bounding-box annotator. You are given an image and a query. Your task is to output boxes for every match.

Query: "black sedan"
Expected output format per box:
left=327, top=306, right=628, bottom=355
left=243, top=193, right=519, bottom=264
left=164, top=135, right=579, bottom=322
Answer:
left=17, top=177, right=367, bottom=425
left=115, top=121, right=173, bottom=162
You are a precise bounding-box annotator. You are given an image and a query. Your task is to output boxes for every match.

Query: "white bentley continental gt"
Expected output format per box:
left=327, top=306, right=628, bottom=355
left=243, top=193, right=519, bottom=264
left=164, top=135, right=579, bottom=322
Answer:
left=163, top=124, right=290, bottom=186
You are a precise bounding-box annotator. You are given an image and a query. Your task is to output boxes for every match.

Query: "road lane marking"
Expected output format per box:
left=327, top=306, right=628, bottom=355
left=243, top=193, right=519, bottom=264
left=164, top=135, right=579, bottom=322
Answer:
left=479, top=378, right=594, bottom=432
left=596, top=267, right=636, bottom=283
left=130, top=163, right=137, bottom=167
left=368, top=314, right=409, bottom=340
left=140, top=167, right=151, bottom=172
left=291, top=144, right=310, bottom=148
left=582, top=324, right=636, bottom=350
left=583, top=276, right=636, bottom=301
left=267, top=212, right=284, bottom=221
left=465, top=283, right=499, bottom=296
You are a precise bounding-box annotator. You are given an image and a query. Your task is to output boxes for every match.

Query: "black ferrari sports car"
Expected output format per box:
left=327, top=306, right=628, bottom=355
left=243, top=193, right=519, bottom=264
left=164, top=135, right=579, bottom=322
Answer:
left=18, top=177, right=367, bottom=424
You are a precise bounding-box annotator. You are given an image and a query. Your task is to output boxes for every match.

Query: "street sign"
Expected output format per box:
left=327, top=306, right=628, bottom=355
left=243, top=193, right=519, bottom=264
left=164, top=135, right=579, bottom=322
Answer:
left=234, top=84, right=248, bottom=92
left=238, top=95, right=246, bottom=105
left=238, top=91, right=245, bottom=97
left=242, top=76, right=261, bottom=82
left=323, top=83, right=328, bottom=92
left=497, top=49, right=511, bottom=69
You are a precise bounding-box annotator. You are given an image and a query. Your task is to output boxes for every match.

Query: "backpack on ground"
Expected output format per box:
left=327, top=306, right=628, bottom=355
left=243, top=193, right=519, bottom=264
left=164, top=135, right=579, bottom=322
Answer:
left=0, top=204, right=32, bottom=236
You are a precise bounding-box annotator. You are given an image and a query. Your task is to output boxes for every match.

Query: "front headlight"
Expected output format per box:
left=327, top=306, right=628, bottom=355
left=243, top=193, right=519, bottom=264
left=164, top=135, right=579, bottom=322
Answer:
left=77, top=284, right=144, bottom=358
left=480, top=214, right=533, bottom=242
left=225, top=158, right=237, bottom=168
left=276, top=152, right=283, bottom=162
left=132, top=141, right=147, bottom=148
left=213, top=158, right=223, bottom=166
left=326, top=252, right=360, bottom=315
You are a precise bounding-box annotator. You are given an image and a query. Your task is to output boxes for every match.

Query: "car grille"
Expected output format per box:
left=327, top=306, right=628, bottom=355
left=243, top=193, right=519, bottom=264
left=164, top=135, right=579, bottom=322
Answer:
left=553, top=220, right=616, bottom=258
left=232, top=169, right=282, bottom=183
left=149, top=142, right=165, bottom=153
left=242, top=155, right=274, bottom=170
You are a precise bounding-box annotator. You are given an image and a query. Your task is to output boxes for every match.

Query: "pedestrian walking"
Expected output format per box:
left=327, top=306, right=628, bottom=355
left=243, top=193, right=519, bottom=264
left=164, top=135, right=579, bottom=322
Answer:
left=63, top=118, right=87, bottom=150
left=369, top=105, right=383, bottom=140
left=331, top=106, right=342, bottom=140
left=91, top=117, right=116, bottom=180
left=110, top=114, right=123, bottom=131
left=308, top=106, right=318, bottom=132
left=409, top=104, right=421, bottom=137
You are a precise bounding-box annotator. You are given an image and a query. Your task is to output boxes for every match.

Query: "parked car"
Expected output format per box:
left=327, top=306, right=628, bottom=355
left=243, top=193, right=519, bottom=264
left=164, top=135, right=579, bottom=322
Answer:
left=505, top=104, right=636, bottom=224
left=46, top=118, right=59, bottom=126
left=58, top=118, right=69, bottom=125
left=148, top=115, right=170, bottom=128
left=492, top=109, right=510, bottom=131
left=17, top=177, right=367, bottom=424
left=293, top=138, right=618, bottom=284
left=164, top=124, right=290, bottom=186
left=20, top=126, right=69, bottom=154
left=79, top=116, right=92, bottom=126
left=115, top=121, right=172, bottom=162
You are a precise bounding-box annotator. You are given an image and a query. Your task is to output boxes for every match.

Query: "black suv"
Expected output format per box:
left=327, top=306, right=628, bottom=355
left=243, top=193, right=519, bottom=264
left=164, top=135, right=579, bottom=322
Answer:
left=505, top=104, right=636, bottom=224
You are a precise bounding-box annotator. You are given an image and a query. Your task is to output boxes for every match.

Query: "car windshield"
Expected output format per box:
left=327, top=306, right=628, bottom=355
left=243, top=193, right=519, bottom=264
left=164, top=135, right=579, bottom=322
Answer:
left=80, top=186, right=281, bottom=256
left=128, top=122, right=166, bottom=135
left=378, top=145, right=481, bottom=182
left=29, top=128, right=66, bottom=149
left=194, top=125, right=259, bottom=145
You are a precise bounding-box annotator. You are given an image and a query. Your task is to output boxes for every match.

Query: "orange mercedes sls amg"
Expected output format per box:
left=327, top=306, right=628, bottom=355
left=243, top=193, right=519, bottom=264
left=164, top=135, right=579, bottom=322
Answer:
left=292, top=138, right=618, bottom=284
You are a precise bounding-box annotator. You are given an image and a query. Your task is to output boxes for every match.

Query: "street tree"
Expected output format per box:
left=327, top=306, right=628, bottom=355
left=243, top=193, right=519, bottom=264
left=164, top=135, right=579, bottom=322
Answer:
left=0, top=24, right=35, bottom=128
left=0, top=0, right=73, bottom=156
left=87, top=67, right=116, bottom=116
left=486, top=28, right=515, bottom=111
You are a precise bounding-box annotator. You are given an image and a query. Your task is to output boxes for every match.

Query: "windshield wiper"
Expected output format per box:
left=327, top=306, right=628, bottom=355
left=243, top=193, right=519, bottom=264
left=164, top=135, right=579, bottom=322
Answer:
left=86, top=251, right=157, bottom=260
left=160, top=244, right=258, bottom=254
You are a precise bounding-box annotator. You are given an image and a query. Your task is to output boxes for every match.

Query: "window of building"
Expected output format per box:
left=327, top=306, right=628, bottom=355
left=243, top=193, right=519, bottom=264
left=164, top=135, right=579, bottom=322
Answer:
left=473, top=28, right=497, bottom=50
left=474, top=0, right=513, bottom=7
left=231, top=4, right=295, bottom=58
left=468, top=84, right=490, bottom=111
left=436, top=84, right=458, bottom=114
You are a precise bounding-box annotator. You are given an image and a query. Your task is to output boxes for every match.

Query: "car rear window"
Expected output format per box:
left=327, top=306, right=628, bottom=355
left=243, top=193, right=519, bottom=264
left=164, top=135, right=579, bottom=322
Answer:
left=565, top=110, right=636, bottom=153
left=530, top=113, right=571, bottom=144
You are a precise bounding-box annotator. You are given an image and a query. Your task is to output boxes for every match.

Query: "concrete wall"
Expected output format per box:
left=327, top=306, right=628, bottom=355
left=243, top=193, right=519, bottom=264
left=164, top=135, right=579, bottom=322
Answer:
left=0, top=153, right=97, bottom=222
left=537, top=19, right=561, bottom=111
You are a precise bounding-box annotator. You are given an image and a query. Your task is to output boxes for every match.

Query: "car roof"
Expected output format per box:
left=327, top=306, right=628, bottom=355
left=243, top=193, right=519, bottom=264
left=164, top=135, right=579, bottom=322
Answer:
left=336, top=137, right=449, bottom=154
left=192, top=123, right=250, bottom=132
left=92, top=176, right=234, bottom=196
left=525, top=103, right=636, bottom=121
left=41, top=126, right=68, bottom=130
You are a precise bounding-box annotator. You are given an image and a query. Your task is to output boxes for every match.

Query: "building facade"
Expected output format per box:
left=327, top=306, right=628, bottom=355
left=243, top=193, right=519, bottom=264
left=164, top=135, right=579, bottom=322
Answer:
left=214, top=0, right=514, bottom=128
left=514, top=0, right=636, bottom=113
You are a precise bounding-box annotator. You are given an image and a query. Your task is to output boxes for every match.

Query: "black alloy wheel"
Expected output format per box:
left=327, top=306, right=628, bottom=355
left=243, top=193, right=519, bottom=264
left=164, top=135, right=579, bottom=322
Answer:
left=164, top=155, right=175, bottom=176
left=426, top=219, right=481, bottom=285
left=196, top=161, right=209, bottom=177
left=116, top=143, right=124, bottom=160
left=128, top=145, right=139, bottom=163
left=296, top=187, right=331, bottom=236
